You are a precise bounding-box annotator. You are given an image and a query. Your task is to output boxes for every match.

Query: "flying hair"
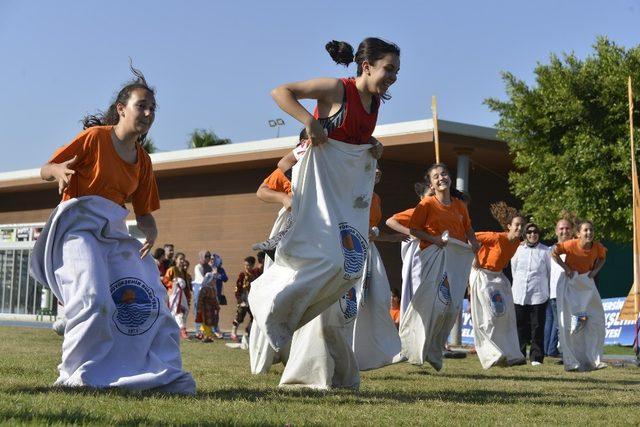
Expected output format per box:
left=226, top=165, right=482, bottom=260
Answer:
left=489, top=201, right=523, bottom=230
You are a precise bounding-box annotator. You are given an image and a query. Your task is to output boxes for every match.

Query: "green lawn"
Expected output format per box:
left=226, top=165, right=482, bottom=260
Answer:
left=1, top=327, right=640, bottom=426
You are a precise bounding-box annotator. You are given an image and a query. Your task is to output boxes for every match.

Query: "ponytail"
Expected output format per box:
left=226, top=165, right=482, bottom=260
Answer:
left=325, top=40, right=355, bottom=66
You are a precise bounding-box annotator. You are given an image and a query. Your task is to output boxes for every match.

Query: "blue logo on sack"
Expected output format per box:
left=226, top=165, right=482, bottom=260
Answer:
left=340, top=287, right=358, bottom=322
left=339, top=222, right=367, bottom=280
left=110, top=277, right=160, bottom=336
left=437, top=273, right=451, bottom=305
left=571, top=312, right=588, bottom=335
left=489, top=290, right=506, bottom=317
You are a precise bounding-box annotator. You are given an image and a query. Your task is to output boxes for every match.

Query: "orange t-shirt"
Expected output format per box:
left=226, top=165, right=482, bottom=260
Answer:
left=389, top=307, right=400, bottom=325
left=392, top=208, right=415, bottom=228
left=555, top=239, right=607, bottom=274
left=475, top=231, right=520, bottom=272
left=263, top=169, right=292, bottom=194
left=48, top=126, right=160, bottom=216
left=369, top=192, right=382, bottom=228
left=408, top=196, right=472, bottom=249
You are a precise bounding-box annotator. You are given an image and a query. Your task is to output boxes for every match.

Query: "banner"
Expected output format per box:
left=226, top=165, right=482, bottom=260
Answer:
left=458, top=297, right=636, bottom=346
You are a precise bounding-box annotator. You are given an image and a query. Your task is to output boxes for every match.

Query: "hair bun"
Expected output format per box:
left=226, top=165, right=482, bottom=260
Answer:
left=325, top=40, right=354, bottom=66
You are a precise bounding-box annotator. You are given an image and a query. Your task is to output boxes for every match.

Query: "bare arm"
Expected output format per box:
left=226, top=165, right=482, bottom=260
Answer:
left=40, top=156, right=78, bottom=194
left=277, top=151, right=297, bottom=173
left=271, top=78, right=343, bottom=146
left=588, top=257, right=606, bottom=279
left=466, top=228, right=481, bottom=253
left=551, top=247, right=574, bottom=278
left=136, top=213, right=157, bottom=259
left=386, top=217, right=410, bottom=236
left=256, top=184, right=292, bottom=210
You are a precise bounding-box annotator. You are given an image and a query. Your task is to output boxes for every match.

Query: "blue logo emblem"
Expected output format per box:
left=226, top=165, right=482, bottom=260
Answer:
left=339, top=287, right=358, bottom=322
left=110, top=277, right=160, bottom=336
left=339, top=222, right=367, bottom=280
left=437, top=273, right=451, bottom=305
left=570, top=312, right=588, bottom=335
left=489, top=290, right=506, bottom=317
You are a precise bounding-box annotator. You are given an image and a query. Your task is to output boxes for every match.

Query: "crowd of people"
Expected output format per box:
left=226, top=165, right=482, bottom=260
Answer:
left=151, top=244, right=265, bottom=343
left=30, top=36, right=611, bottom=395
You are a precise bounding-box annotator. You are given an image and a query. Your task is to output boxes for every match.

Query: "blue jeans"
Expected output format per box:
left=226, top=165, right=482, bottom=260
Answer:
left=543, top=298, right=560, bottom=356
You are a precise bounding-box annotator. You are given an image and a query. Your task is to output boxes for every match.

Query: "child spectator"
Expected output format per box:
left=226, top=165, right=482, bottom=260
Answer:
left=231, top=256, right=257, bottom=341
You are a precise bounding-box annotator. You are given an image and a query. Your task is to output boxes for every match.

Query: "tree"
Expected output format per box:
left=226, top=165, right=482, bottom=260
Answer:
left=188, top=129, right=231, bottom=148
left=485, top=37, right=640, bottom=242
left=140, top=136, right=157, bottom=154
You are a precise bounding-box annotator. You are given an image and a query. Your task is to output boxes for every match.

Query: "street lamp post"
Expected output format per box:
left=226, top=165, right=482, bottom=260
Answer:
left=268, top=118, right=285, bottom=138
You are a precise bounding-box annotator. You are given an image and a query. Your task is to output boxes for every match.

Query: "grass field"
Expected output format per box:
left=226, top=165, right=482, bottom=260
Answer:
left=1, top=327, right=640, bottom=426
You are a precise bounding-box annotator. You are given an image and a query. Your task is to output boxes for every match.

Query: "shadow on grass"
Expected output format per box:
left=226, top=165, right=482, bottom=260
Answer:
left=0, top=408, right=155, bottom=426
left=410, top=370, right=640, bottom=387
left=6, top=383, right=639, bottom=409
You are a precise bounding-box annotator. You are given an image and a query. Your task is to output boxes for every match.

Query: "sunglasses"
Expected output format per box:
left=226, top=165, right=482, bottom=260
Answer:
left=526, top=230, right=539, bottom=234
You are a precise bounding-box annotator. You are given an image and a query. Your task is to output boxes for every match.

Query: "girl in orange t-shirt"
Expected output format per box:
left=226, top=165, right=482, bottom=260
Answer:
left=40, top=66, right=160, bottom=258
left=407, top=164, right=480, bottom=251
left=474, top=202, right=526, bottom=272
left=550, top=219, right=607, bottom=372
left=32, top=66, right=195, bottom=394
left=552, top=220, right=607, bottom=279
left=470, top=202, right=527, bottom=369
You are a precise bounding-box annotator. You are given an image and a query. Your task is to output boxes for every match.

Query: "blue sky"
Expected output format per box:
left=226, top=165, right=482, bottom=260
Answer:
left=0, top=0, right=638, bottom=172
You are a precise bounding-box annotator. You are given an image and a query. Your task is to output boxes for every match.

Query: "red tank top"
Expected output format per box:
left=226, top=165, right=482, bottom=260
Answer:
left=313, top=78, right=379, bottom=145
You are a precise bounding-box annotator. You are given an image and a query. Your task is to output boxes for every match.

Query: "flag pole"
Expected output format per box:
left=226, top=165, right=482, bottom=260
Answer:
left=629, top=76, right=640, bottom=326
left=431, top=96, right=441, bottom=163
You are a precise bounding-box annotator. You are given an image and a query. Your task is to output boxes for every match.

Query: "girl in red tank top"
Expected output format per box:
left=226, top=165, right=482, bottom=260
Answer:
left=271, top=38, right=400, bottom=155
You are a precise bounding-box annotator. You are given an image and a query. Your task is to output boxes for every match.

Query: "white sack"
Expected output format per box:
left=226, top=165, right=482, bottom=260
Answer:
left=470, top=267, right=525, bottom=369
left=399, top=237, right=474, bottom=370
left=249, top=139, right=375, bottom=351
left=352, top=242, right=403, bottom=370
left=279, top=287, right=360, bottom=390
left=29, top=196, right=195, bottom=394
left=399, top=238, right=421, bottom=319
left=249, top=207, right=291, bottom=374
left=557, top=273, right=606, bottom=371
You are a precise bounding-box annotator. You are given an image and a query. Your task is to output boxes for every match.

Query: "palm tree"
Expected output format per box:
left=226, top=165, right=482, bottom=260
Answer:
left=141, top=136, right=158, bottom=154
left=188, top=129, right=231, bottom=148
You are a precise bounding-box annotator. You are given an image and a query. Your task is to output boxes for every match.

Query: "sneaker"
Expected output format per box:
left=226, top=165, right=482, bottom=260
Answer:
left=230, top=333, right=239, bottom=342
left=531, top=361, right=542, bottom=366
left=214, top=332, right=223, bottom=339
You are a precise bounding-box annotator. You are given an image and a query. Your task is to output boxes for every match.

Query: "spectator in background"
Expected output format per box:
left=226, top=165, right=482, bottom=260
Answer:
left=211, top=253, right=229, bottom=303
left=231, top=256, right=257, bottom=342
left=256, top=251, right=265, bottom=276
left=164, top=252, right=191, bottom=339
left=195, top=271, right=220, bottom=343
left=390, top=288, right=401, bottom=329
left=210, top=253, right=228, bottom=339
left=193, top=251, right=212, bottom=339
left=152, top=247, right=167, bottom=277
left=511, top=223, right=550, bottom=366
left=162, top=243, right=175, bottom=272
left=545, top=217, right=575, bottom=359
